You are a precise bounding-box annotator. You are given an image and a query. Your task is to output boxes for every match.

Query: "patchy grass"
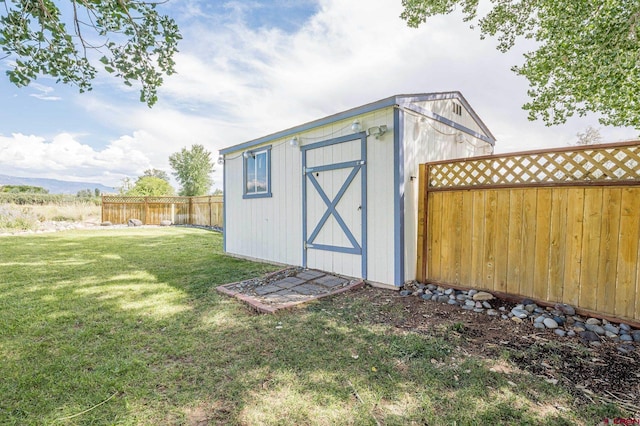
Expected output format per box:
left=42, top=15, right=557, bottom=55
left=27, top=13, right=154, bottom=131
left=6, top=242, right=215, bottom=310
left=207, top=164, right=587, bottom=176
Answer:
left=0, top=228, right=616, bottom=425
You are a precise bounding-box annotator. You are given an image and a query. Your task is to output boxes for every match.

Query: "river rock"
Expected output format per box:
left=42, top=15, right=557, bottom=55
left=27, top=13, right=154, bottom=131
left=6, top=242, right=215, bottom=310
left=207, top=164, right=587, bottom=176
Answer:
left=619, top=334, right=633, bottom=342
left=555, top=303, right=576, bottom=316
left=632, top=330, right=640, bottom=342
left=554, top=329, right=566, bottom=337
left=487, top=309, right=498, bottom=316
left=585, top=324, right=605, bottom=335
left=437, top=295, right=450, bottom=304
left=128, top=218, right=143, bottom=227
left=617, top=344, right=635, bottom=354
left=543, top=318, right=559, bottom=329
left=579, top=331, right=600, bottom=342
left=421, top=293, right=432, bottom=301
left=603, top=324, right=619, bottom=335
left=100, top=221, right=113, bottom=226
left=472, top=291, right=494, bottom=301
left=511, top=308, right=529, bottom=319
left=160, top=220, right=172, bottom=226
left=620, top=323, right=631, bottom=332
left=586, top=318, right=601, bottom=325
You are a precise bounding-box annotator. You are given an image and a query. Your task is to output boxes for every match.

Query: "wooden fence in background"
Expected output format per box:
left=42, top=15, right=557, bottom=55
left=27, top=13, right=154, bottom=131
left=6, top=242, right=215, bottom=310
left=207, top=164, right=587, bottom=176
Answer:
left=417, top=141, right=640, bottom=323
left=102, top=195, right=223, bottom=227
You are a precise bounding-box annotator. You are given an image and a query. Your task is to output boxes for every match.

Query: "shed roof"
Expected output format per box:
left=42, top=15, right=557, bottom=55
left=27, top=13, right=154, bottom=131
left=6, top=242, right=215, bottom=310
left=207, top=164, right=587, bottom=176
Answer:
left=220, top=92, right=495, bottom=155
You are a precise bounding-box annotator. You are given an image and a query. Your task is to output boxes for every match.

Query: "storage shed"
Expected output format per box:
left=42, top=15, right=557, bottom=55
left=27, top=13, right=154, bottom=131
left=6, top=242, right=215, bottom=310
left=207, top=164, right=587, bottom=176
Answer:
left=219, top=92, right=496, bottom=288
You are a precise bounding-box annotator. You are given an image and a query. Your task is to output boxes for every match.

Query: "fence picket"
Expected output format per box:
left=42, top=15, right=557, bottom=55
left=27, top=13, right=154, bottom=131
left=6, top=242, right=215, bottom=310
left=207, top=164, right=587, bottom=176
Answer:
left=101, top=196, right=223, bottom=228
left=418, top=141, right=640, bottom=323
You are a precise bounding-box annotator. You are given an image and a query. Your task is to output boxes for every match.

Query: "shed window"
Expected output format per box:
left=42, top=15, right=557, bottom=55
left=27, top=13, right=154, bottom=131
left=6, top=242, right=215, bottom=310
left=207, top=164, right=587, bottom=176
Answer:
left=243, top=146, right=272, bottom=198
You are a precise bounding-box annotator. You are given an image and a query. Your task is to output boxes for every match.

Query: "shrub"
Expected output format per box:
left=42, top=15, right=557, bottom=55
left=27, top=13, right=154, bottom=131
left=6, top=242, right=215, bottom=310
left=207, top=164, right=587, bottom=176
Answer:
left=0, top=205, right=37, bottom=231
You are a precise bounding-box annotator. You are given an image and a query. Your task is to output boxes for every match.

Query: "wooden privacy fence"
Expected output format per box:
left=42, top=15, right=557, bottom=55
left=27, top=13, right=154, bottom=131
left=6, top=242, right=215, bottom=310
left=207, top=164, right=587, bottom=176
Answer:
left=417, top=141, right=640, bottom=323
left=102, top=195, right=223, bottom=227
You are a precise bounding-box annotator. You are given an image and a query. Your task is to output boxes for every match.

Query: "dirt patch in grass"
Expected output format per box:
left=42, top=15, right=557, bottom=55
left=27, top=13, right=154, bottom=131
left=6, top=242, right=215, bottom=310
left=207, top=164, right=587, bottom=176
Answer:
left=334, top=285, right=640, bottom=413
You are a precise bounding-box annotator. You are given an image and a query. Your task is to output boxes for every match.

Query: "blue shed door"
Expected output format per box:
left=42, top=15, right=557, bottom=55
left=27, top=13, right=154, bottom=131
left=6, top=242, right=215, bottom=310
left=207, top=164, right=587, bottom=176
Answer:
left=302, top=133, right=367, bottom=279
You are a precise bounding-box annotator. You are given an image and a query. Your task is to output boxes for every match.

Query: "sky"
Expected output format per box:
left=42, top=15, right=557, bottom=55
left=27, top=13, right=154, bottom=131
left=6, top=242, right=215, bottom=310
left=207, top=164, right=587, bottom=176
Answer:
left=0, top=0, right=637, bottom=192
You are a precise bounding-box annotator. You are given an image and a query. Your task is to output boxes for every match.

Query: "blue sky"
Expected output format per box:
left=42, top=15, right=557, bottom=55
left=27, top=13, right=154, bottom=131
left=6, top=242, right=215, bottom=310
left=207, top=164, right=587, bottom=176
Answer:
left=0, top=0, right=637, bottom=191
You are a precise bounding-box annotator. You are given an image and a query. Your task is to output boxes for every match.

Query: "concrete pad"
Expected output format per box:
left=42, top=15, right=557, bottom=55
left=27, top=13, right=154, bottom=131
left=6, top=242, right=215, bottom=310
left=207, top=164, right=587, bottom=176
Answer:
left=273, top=277, right=306, bottom=289
left=254, top=285, right=281, bottom=295
left=314, top=275, right=348, bottom=288
left=217, top=267, right=364, bottom=314
left=296, top=270, right=326, bottom=280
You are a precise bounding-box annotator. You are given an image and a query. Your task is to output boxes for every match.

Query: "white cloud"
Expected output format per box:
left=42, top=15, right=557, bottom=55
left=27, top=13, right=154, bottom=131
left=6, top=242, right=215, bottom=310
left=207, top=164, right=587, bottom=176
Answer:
left=0, top=133, right=152, bottom=184
left=28, top=82, right=62, bottom=101
left=3, top=0, right=636, bottom=191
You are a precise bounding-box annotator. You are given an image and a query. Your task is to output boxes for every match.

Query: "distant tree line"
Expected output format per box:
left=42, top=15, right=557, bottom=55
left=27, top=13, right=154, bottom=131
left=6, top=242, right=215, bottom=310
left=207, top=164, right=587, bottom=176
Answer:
left=1, top=185, right=49, bottom=194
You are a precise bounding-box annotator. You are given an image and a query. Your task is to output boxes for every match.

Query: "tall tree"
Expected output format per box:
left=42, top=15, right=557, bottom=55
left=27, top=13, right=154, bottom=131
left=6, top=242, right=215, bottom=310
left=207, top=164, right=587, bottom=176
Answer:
left=575, top=126, right=603, bottom=146
left=142, top=168, right=170, bottom=182
left=0, top=0, right=181, bottom=106
left=126, top=176, right=175, bottom=196
left=168, top=144, right=214, bottom=196
left=401, top=0, right=640, bottom=129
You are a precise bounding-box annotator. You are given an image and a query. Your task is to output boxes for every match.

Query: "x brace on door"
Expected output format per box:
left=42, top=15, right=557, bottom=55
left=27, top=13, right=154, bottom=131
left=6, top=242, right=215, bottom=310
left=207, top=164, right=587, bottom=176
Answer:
left=301, top=133, right=368, bottom=279
left=305, top=161, right=364, bottom=254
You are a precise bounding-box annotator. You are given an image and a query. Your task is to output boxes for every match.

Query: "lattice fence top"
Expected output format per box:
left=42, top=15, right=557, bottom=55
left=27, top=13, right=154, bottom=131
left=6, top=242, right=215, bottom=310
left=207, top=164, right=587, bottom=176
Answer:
left=103, top=196, right=190, bottom=203
left=428, top=143, right=640, bottom=189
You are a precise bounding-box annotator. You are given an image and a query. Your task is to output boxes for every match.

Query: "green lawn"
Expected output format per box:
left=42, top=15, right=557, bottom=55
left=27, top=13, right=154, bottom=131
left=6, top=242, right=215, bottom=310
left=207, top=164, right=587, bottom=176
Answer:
left=0, top=228, right=618, bottom=425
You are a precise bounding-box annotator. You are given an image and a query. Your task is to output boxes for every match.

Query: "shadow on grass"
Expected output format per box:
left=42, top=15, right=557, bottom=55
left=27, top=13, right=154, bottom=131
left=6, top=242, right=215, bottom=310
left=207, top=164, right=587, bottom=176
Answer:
left=0, top=228, right=611, bottom=425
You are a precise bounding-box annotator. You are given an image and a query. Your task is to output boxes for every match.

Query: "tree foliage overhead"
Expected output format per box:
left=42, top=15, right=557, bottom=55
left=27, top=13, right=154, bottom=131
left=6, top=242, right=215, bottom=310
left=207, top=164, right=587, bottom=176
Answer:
left=0, top=0, right=181, bottom=106
left=401, top=0, right=640, bottom=129
left=169, top=144, right=214, bottom=196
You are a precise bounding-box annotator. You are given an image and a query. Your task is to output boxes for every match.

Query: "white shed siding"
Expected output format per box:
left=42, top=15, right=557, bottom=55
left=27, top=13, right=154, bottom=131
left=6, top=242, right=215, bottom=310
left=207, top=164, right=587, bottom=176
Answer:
left=225, top=108, right=398, bottom=283
left=225, top=139, right=303, bottom=266
left=362, top=108, right=395, bottom=285
left=415, top=99, right=486, bottom=136
left=401, top=109, right=492, bottom=282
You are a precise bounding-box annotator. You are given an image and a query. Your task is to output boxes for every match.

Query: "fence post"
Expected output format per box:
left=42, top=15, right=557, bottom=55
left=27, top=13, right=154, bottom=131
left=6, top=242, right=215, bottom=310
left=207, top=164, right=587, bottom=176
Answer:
left=416, top=164, right=429, bottom=282
left=188, top=197, right=193, bottom=225
left=101, top=195, right=105, bottom=223
left=208, top=196, right=213, bottom=227
left=144, top=197, right=149, bottom=224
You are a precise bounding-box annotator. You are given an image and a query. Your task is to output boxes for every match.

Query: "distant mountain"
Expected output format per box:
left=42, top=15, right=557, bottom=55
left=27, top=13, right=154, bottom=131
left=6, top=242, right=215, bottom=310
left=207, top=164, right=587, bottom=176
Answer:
left=0, top=174, right=116, bottom=195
